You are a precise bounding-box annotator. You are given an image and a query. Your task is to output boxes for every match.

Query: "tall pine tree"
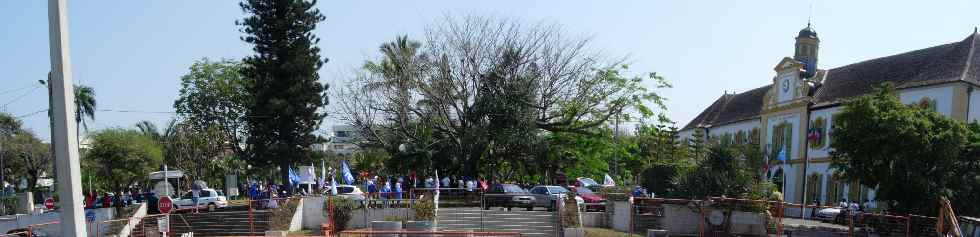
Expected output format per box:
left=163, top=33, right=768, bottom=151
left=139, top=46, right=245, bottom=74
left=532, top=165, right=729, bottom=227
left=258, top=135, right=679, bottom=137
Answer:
left=238, top=0, right=328, bottom=191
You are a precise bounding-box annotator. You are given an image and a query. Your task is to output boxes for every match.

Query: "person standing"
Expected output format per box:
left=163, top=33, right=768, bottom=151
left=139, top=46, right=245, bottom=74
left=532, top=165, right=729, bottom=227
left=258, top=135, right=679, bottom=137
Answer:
left=380, top=179, right=392, bottom=208
left=394, top=179, right=403, bottom=200
left=191, top=182, right=202, bottom=214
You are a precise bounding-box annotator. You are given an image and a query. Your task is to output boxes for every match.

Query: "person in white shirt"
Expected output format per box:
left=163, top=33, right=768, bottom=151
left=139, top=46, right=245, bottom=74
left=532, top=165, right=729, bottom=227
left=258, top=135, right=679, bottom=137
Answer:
left=466, top=180, right=475, bottom=192
left=424, top=177, right=434, bottom=188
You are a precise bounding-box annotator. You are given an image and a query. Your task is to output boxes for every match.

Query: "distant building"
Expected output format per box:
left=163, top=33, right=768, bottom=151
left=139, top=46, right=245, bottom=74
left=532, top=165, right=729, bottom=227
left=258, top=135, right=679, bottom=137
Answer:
left=317, top=125, right=361, bottom=156
left=679, top=25, right=980, bottom=205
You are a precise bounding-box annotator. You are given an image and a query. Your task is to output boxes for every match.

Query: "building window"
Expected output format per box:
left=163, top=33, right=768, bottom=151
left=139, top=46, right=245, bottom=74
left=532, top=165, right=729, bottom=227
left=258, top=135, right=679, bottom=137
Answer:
left=808, top=117, right=827, bottom=149
left=806, top=173, right=823, bottom=203
left=772, top=122, right=793, bottom=161
left=336, top=131, right=349, bottom=137
left=914, top=97, right=937, bottom=111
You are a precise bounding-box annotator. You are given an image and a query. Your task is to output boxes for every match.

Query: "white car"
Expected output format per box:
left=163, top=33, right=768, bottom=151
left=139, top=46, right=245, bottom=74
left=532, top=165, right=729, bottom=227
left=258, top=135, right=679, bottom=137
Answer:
left=814, top=207, right=842, bottom=221
left=324, top=185, right=366, bottom=201
left=528, top=186, right=583, bottom=211
left=174, top=189, right=228, bottom=211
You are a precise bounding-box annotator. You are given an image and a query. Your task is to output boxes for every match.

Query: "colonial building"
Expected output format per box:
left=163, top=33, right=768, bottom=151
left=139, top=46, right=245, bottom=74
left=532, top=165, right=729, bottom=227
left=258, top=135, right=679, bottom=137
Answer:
left=678, top=25, right=980, bottom=206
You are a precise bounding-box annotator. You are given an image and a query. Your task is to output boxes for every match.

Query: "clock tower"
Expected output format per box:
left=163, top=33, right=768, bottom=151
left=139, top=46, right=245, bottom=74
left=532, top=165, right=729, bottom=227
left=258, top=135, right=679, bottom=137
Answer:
left=795, top=23, right=819, bottom=78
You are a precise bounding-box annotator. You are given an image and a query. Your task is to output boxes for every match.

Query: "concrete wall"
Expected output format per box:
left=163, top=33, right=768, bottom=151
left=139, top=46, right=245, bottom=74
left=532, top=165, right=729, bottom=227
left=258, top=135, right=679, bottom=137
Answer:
left=301, top=196, right=326, bottom=230
left=609, top=202, right=630, bottom=232
left=349, top=209, right=414, bottom=229
left=608, top=204, right=766, bottom=236
left=580, top=212, right=606, bottom=228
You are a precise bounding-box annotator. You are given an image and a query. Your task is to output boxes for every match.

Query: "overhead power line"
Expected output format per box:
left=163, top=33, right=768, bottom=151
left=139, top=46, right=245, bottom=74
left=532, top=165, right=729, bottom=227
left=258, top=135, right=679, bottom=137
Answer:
left=0, top=84, right=38, bottom=97
left=0, top=85, right=42, bottom=109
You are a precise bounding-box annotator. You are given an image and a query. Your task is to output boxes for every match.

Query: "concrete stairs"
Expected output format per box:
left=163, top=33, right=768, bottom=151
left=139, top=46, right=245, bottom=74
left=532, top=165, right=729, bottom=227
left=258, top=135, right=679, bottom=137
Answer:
left=131, top=206, right=272, bottom=237
left=436, top=208, right=557, bottom=236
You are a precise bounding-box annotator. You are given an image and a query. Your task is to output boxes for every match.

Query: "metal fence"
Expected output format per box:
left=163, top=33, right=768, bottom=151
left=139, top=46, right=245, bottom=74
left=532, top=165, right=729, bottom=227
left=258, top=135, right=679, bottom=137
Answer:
left=336, top=230, right=523, bottom=236
left=619, top=197, right=957, bottom=237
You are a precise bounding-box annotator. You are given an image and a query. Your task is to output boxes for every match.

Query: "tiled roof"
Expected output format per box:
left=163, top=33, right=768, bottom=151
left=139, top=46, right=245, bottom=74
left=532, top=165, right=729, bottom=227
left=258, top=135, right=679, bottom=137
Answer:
left=681, top=85, right=770, bottom=130
left=683, top=31, right=980, bottom=130
left=814, top=32, right=979, bottom=104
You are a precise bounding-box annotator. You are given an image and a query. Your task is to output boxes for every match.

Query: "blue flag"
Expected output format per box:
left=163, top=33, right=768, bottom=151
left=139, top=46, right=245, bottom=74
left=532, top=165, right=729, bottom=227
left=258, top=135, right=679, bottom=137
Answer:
left=777, top=148, right=787, bottom=161
left=341, top=160, right=355, bottom=185
left=288, top=167, right=300, bottom=185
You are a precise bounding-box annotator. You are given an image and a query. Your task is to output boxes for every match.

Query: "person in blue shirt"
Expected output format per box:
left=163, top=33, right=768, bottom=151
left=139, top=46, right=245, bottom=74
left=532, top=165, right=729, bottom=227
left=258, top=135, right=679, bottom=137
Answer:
left=632, top=186, right=647, bottom=197
left=380, top=179, right=392, bottom=208
left=393, top=179, right=403, bottom=202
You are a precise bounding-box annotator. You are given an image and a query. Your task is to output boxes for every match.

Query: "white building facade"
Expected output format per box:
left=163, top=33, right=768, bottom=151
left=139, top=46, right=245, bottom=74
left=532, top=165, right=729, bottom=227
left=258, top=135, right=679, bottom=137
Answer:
left=680, top=26, right=980, bottom=205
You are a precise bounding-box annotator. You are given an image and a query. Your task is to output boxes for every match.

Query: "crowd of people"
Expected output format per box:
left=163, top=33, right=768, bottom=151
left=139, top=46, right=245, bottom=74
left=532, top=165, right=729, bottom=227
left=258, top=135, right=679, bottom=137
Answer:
left=83, top=189, right=149, bottom=209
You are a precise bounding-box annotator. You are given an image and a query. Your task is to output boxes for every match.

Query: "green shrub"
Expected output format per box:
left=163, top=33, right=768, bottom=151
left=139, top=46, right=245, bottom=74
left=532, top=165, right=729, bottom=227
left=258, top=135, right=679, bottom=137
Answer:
left=269, top=198, right=300, bottom=230
left=326, top=197, right=356, bottom=232
left=411, top=196, right=435, bottom=221
left=560, top=195, right=580, bottom=228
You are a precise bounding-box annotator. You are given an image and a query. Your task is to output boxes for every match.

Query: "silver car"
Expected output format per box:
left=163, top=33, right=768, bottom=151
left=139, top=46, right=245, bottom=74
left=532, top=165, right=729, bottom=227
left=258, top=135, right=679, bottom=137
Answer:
left=529, top=185, right=570, bottom=211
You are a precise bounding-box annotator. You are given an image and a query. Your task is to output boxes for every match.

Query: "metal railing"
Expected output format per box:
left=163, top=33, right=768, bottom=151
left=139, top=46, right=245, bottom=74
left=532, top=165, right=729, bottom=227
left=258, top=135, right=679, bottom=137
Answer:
left=337, top=230, right=523, bottom=236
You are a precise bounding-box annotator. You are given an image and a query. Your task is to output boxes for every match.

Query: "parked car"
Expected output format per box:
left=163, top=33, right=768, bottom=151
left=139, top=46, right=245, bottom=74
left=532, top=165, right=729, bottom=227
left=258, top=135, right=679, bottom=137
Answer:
left=575, top=177, right=601, bottom=191
left=529, top=185, right=572, bottom=211
left=323, top=185, right=366, bottom=201
left=483, top=184, right=535, bottom=211
left=816, top=206, right=861, bottom=224
left=570, top=186, right=606, bottom=212
left=174, top=188, right=228, bottom=212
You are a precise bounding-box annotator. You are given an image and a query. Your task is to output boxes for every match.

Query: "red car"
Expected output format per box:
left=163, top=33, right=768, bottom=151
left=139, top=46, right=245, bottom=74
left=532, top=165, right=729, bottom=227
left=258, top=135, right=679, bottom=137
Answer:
left=570, top=186, right=606, bottom=211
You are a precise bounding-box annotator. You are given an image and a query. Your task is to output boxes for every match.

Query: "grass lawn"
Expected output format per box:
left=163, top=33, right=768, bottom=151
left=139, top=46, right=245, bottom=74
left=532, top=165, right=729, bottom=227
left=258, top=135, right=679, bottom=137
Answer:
left=583, top=227, right=643, bottom=237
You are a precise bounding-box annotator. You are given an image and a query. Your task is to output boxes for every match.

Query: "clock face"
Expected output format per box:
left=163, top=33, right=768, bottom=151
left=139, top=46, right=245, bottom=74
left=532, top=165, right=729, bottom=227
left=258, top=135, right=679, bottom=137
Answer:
left=781, top=79, right=790, bottom=92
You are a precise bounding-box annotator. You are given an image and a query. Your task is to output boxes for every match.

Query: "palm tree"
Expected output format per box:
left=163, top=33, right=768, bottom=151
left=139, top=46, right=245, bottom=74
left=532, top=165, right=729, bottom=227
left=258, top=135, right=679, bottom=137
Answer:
left=135, top=120, right=161, bottom=141
left=74, top=84, right=96, bottom=144
left=363, top=35, right=423, bottom=127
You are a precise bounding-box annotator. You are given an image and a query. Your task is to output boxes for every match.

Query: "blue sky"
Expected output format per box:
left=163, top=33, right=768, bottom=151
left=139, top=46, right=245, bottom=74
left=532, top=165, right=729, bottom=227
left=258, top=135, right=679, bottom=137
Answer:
left=1, top=0, right=978, bottom=141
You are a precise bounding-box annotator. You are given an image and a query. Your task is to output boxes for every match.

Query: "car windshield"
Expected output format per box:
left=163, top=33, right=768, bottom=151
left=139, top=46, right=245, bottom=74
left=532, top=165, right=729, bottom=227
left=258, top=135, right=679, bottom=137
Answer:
left=501, top=185, right=524, bottom=193
left=576, top=188, right=594, bottom=194
left=579, top=178, right=599, bottom=186
left=548, top=186, right=569, bottom=194
left=336, top=186, right=355, bottom=194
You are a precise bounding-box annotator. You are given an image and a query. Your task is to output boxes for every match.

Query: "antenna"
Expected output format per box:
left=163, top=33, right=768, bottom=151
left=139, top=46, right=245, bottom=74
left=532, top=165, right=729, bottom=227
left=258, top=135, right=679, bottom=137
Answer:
left=807, top=1, right=814, bottom=27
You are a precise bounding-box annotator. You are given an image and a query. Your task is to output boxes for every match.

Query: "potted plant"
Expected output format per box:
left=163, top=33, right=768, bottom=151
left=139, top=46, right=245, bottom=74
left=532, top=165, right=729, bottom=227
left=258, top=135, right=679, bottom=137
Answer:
left=406, top=196, right=436, bottom=237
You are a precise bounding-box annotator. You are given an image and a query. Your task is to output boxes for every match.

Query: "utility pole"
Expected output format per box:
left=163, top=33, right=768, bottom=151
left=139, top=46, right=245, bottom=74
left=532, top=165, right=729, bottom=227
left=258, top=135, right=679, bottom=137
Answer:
left=47, top=0, right=86, bottom=236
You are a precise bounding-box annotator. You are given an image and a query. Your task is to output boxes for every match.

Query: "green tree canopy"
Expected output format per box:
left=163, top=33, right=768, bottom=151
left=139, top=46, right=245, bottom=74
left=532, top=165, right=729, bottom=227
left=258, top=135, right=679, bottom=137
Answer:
left=174, top=58, right=249, bottom=157
left=238, top=0, right=329, bottom=188
left=0, top=113, right=52, bottom=191
left=335, top=15, right=670, bottom=180
left=831, top=83, right=980, bottom=215
left=85, top=128, right=163, bottom=191
left=674, top=143, right=762, bottom=199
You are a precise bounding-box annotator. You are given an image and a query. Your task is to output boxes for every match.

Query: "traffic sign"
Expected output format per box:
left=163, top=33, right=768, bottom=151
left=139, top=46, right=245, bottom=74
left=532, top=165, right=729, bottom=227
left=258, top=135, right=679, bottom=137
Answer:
left=158, top=216, right=170, bottom=233
left=85, top=210, right=96, bottom=221
left=158, top=196, right=173, bottom=213
left=44, top=198, right=55, bottom=210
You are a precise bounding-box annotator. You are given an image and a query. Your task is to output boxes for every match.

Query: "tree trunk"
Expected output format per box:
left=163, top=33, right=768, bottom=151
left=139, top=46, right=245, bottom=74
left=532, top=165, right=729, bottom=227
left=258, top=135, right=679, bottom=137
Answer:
left=279, top=162, right=291, bottom=196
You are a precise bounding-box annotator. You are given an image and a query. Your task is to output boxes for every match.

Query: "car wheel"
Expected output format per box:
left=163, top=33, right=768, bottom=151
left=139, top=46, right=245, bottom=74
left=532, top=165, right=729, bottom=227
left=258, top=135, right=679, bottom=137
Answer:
left=507, top=207, right=512, bottom=211
left=208, top=203, right=216, bottom=212
left=526, top=206, right=533, bottom=211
